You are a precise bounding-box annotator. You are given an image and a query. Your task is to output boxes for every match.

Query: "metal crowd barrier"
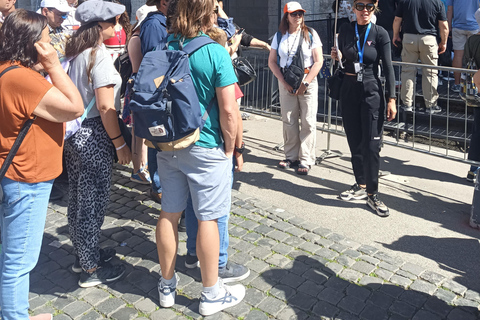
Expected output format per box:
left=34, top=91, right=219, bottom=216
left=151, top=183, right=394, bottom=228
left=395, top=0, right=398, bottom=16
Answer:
left=239, top=50, right=480, bottom=167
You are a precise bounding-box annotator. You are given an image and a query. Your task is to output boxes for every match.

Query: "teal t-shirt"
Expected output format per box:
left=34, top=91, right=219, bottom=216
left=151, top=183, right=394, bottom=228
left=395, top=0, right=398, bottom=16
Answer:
left=167, top=33, right=238, bottom=148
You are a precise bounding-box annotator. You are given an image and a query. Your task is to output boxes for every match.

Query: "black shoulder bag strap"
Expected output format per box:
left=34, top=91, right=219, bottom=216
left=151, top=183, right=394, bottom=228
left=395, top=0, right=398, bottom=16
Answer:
left=0, top=65, right=37, bottom=183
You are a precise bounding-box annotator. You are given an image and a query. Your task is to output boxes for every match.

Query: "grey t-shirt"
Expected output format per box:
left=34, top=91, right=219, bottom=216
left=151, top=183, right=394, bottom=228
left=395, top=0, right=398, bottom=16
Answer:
left=69, top=44, right=122, bottom=119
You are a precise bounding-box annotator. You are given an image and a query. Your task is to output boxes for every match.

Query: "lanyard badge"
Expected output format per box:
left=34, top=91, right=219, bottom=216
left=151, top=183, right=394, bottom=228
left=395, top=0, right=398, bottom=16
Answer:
left=355, top=22, right=371, bottom=82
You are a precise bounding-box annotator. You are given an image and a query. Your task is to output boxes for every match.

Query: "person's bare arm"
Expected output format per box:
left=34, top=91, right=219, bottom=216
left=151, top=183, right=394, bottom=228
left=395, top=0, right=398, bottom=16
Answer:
left=33, top=42, right=83, bottom=122
left=249, top=38, right=271, bottom=51
left=234, top=106, right=243, bottom=171
left=392, top=16, right=402, bottom=47
left=438, top=20, right=449, bottom=54
left=216, top=84, right=237, bottom=157
left=128, top=33, right=143, bottom=73
left=96, top=85, right=132, bottom=165
left=447, top=6, right=453, bottom=34
left=227, top=34, right=242, bottom=56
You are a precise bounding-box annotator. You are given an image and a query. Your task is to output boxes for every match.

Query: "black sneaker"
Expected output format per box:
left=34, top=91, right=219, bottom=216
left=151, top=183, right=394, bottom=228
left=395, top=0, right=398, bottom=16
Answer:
left=218, top=262, right=250, bottom=283
left=78, top=264, right=125, bottom=288
left=72, top=248, right=117, bottom=273
left=367, top=194, right=390, bottom=217
left=178, top=211, right=186, bottom=232
left=185, top=253, right=199, bottom=269
left=339, top=183, right=367, bottom=201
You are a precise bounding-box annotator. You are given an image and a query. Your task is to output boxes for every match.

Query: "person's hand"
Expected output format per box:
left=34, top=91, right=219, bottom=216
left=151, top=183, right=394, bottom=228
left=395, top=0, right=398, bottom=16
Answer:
left=387, top=99, right=397, bottom=121
left=231, top=33, right=242, bottom=45
left=331, top=46, right=342, bottom=61
left=296, top=82, right=307, bottom=95
left=438, top=43, right=446, bottom=54
left=34, top=42, right=61, bottom=72
left=474, top=70, right=480, bottom=88
left=116, top=145, right=132, bottom=165
left=392, top=35, right=401, bottom=47
left=283, top=81, right=294, bottom=94
left=234, top=153, right=243, bottom=172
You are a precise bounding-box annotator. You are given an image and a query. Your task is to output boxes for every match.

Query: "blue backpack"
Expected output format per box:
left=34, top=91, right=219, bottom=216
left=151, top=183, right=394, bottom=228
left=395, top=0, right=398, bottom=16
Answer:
left=129, top=36, right=216, bottom=151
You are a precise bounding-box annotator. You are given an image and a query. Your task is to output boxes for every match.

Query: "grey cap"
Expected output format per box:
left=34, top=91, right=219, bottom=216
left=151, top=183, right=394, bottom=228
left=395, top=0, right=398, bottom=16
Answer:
left=75, top=0, right=125, bottom=24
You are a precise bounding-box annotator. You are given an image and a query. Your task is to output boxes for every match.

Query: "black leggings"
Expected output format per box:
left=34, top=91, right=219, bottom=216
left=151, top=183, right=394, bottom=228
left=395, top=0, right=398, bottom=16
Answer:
left=340, top=75, right=385, bottom=194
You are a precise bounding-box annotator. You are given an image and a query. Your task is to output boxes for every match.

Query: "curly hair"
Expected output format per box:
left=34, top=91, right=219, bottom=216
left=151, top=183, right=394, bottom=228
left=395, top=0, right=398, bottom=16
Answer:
left=0, top=9, right=48, bottom=68
left=169, top=0, right=214, bottom=38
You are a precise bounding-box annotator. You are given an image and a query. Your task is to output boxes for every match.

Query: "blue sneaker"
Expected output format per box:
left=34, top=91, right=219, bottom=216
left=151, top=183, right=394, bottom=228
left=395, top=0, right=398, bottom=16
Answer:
left=130, top=167, right=151, bottom=185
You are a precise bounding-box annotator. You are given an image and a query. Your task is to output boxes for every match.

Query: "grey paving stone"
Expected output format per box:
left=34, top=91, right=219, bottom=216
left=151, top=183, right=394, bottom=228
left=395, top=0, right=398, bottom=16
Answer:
left=30, top=279, right=56, bottom=294
left=63, top=300, right=92, bottom=319
left=389, top=300, right=417, bottom=319
left=230, top=251, right=254, bottom=265
left=329, top=243, right=348, bottom=253
left=318, top=287, right=345, bottom=305
left=273, top=209, right=295, bottom=220
left=337, top=254, right=356, bottom=267
left=270, top=284, right=296, bottom=300
left=267, top=230, right=291, bottom=242
left=359, top=255, right=380, bottom=266
left=82, top=287, right=111, bottom=306
left=288, top=216, right=307, bottom=227
left=301, top=233, right=321, bottom=243
left=132, top=241, right=156, bottom=256
left=465, top=290, right=480, bottom=302
left=338, top=295, right=366, bottom=315
left=256, top=237, right=278, bottom=248
left=250, top=276, right=274, bottom=292
left=125, top=270, right=157, bottom=293
left=150, top=309, right=178, bottom=320
left=399, top=290, right=428, bottom=308
left=255, top=224, right=275, bottom=235
left=346, top=284, right=371, bottom=301
left=375, top=268, right=394, bottom=281
left=395, top=269, right=417, bottom=281
left=316, top=248, right=339, bottom=261
left=239, top=219, right=261, bottom=230
left=409, top=279, right=437, bottom=295
left=243, top=232, right=263, bottom=243
left=325, top=262, right=344, bottom=275
left=369, top=290, right=395, bottom=310
left=224, top=301, right=251, bottom=318
left=229, top=226, right=248, bottom=237
left=359, top=275, right=384, bottom=290
left=244, top=309, right=269, bottom=320
left=314, top=238, right=334, bottom=248
left=326, top=232, right=346, bottom=243
left=446, top=308, right=478, bottom=320
left=379, top=284, right=405, bottom=298
left=360, top=302, right=389, bottom=320
left=442, top=280, right=468, bottom=296
left=312, top=227, right=332, bottom=237
left=298, top=242, right=321, bottom=254
left=255, top=296, right=285, bottom=316
left=287, top=227, right=308, bottom=238
left=357, top=245, right=378, bottom=256
left=284, top=260, right=311, bottom=276
left=412, top=309, right=441, bottom=320
left=304, top=255, right=329, bottom=269
left=400, top=263, right=425, bottom=277
left=134, top=298, right=158, bottom=314
left=374, top=251, right=404, bottom=267
left=350, top=261, right=376, bottom=275
left=246, top=258, right=270, bottom=274
left=338, top=238, right=361, bottom=250
left=302, top=268, right=329, bottom=285
left=433, top=288, right=457, bottom=305
left=324, top=276, right=349, bottom=291
left=289, top=292, right=318, bottom=311
left=233, top=240, right=256, bottom=253
left=249, top=246, right=272, bottom=260
left=271, top=243, right=294, bottom=256
left=297, top=279, right=324, bottom=297
left=389, top=275, right=413, bottom=289
left=339, top=268, right=362, bottom=283
left=378, top=261, right=399, bottom=272
left=311, top=300, right=340, bottom=318
left=110, top=307, right=138, bottom=320
left=96, top=297, right=126, bottom=317
left=271, top=221, right=294, bottom=232
left=243, top=287, right=266, bottom=307
left=78, top=310, right=103, bottom=320
left=279, top=272, right=305, bottom=289
left=453, top=297, right=479, bottom=308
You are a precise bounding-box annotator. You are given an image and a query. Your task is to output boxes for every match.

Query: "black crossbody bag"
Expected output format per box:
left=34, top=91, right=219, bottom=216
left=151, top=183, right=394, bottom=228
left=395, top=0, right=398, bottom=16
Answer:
left=282, top=32, right=305, bottom=90
left=0, top=65, right=35, bottom=184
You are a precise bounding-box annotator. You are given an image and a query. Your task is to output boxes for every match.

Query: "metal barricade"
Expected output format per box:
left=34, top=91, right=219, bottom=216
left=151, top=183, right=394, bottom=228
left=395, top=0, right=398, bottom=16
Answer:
left=239, top=50, right=480, bottom=167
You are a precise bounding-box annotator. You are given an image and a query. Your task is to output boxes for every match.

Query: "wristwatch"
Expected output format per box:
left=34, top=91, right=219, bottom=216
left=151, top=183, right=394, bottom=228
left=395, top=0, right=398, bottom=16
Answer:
left=303, top=81, right=310, bottom=88
left=235, top=142, right=245, bottom=154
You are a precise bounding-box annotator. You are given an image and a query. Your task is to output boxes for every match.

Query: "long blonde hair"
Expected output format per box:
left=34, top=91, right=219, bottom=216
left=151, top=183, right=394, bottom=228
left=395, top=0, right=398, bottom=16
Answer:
left=169, top=0, right=214, bottom=38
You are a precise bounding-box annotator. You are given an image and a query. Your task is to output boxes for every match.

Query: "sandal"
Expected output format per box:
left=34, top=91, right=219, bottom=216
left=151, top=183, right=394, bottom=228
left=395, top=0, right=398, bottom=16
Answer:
left=278, top=159, right=299, bottom=169
left=296, top=163, right=311, bottom=175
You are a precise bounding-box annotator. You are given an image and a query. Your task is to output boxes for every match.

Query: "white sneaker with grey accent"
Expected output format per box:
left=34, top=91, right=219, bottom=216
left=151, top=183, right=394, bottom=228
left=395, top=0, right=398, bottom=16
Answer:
left=158, top=273, right=179, bottom=308
left=199, top=279, right=245, bottom=316
left=367, top=194, right=390, bottom=217
left=340, top=183, right=368, bottom=201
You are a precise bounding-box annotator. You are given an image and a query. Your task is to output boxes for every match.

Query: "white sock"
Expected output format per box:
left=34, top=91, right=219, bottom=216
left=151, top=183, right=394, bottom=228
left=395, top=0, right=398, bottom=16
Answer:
left=161, top=274, right=177, bottom=287
left=203, top=278, right=222, bottom=300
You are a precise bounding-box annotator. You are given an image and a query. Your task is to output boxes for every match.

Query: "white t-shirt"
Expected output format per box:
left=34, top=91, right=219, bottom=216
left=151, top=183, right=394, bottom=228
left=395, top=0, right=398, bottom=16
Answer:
left=271, top=28, right=322, bottom=69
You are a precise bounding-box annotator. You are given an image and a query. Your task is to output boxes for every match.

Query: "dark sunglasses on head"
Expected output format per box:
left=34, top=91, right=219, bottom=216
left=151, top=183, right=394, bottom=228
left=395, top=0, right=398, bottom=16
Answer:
left=290, top=11, right=304, bottom=17
left=354, top=3, right=375, bottom=11
left=214, top=6, right=219, bottom=14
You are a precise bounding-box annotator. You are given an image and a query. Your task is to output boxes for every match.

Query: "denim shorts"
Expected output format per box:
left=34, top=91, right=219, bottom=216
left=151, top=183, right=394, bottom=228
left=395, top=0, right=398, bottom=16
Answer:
left=156, top=145, right=232, bottom=221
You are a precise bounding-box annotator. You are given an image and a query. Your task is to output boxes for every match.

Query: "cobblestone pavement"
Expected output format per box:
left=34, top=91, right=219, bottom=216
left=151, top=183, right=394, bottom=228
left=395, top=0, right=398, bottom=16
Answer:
left=23, top=164, right=480, bottom=320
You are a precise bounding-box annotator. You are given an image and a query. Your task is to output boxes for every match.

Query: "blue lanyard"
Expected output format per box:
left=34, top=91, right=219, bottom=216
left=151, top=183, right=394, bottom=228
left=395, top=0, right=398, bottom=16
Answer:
left=355, top=22, right=371, bottom=64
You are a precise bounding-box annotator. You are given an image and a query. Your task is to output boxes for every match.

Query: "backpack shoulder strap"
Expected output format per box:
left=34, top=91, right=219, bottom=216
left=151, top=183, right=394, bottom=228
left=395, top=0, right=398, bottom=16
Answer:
left=182, top=36, right=217, bottom=56
left=0, top=65, right=19, bottom=78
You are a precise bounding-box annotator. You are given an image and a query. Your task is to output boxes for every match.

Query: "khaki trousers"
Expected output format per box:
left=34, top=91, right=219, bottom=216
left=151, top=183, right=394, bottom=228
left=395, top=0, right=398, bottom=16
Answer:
left=400, top=33, right=439, bottom=108
left=279, top=77, right=318, bottom=166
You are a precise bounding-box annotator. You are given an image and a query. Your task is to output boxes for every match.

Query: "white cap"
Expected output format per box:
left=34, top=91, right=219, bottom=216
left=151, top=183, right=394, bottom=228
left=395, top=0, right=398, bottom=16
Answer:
left=283, top=1, right=306, bottom=14
left=132, top=4, right=157, bottom=31
left=40, top=0, right=71, bottom=13
left=475, top=8, right=480, bottom=28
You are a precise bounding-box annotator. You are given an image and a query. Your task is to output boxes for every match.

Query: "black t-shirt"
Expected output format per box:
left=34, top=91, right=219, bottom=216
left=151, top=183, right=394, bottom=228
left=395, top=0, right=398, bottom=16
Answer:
left=395, top=0, right=446, bottom=36
left=464, top=34, right=480, bottom=67
left=377, top=0, right=398, bottom=32
left=338, top=22, right=396, bottom=98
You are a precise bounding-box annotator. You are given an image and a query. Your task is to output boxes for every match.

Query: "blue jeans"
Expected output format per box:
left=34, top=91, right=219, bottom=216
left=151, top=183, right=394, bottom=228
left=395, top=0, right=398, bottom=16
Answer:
left=148, top=148, right=162, bottom=193
left=0, top=177, right=53, bottom=320
left=185, top=157, right=235, bottom=268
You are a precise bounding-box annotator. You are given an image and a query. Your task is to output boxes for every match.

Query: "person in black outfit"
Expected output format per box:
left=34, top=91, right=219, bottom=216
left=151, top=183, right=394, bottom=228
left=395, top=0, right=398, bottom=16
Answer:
left=331, top=0, right=397, bottom=217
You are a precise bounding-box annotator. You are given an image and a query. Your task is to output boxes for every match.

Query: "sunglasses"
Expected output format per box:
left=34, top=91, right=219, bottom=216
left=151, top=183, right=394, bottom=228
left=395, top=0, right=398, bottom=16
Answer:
left=354, top=3, right=375, bottom=12
left=214, top=6, right=219, bottom=14
left=290, top=11, right=304, bottom=17
left=48, top=8, right=68, bottom=19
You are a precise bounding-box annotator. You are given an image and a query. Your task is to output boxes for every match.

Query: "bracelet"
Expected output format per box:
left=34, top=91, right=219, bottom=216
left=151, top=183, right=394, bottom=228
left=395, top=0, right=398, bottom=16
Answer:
left=110, top=133, right=122, bottom=141
left=116, top=142, right=126, bottom=151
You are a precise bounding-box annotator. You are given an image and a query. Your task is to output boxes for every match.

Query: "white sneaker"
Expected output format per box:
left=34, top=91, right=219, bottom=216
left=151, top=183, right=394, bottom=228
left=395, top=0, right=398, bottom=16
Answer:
left=158, top=273, right=179, bottom=308
left=199, top=280, right=246, bottom=316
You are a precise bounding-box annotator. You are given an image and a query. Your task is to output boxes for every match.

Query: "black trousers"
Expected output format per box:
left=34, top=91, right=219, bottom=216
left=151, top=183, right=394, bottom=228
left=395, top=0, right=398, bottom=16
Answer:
left=340, top=75, right=385, bottom=194
left=468, top=107, right=480, bottom=163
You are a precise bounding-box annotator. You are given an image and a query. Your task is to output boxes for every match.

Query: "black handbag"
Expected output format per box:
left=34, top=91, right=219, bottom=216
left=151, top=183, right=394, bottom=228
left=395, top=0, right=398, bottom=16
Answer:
left=327, top=66, right=345, bottom=100
left=282, top=31, right=305, bottom=90
left=114, top=51, right=132, bottom=98
left=233, top=56, right=257, bottom=86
